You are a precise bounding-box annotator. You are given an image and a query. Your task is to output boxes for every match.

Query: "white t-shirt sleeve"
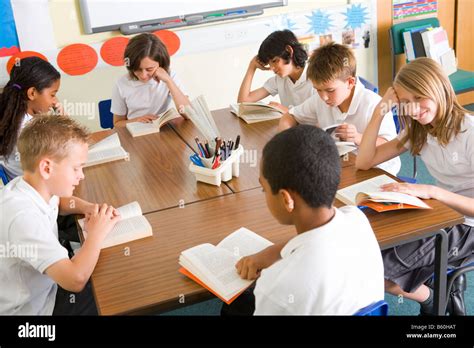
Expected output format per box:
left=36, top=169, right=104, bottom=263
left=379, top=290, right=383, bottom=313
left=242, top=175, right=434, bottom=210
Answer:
left=9, top=212, right=69, bottom=274
left=288, top=94, right=319, bottom=125
left=253, top=286, right=290, bottom=315
left=110, top=80, right=128, bottom=116
left=263, top=76, right=279, bottom=96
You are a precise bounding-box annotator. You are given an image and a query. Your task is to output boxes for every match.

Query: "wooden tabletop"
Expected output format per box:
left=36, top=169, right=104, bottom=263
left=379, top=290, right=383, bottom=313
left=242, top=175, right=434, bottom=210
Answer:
left=170, top=108, right=355, bottom=192
left=75, top=125, right=232, bottom=215
left=90, top=163, right=464, bottom=315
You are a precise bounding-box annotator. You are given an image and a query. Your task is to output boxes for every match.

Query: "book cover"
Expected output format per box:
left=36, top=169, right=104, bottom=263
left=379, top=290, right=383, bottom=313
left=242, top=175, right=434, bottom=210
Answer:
left=178, top=227, right=273, bottom=303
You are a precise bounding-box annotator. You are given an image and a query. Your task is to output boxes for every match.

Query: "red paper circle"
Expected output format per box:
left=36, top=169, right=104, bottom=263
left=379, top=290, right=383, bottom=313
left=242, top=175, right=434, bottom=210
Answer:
left=6, top=51, right=48, bottom=74
left=100, top=37, right=130, bottom=66
left=153, top=30, right=181, bottom=56
left=57, top=43, right=98, bottom=76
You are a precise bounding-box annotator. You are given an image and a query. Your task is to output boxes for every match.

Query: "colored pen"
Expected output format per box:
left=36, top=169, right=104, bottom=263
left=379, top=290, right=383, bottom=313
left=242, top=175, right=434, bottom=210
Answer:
left=205, top=141, right=211, bottom=158
left=234, top=135, right=240, bottom=150
left=195, top=137, right=205, bottom=157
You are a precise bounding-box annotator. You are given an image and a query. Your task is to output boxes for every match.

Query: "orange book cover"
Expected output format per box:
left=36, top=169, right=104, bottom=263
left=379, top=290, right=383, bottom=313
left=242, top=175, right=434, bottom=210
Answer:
left=179, top=267, right=250, bottom=305
left=362, top=201, right=428, bottom=212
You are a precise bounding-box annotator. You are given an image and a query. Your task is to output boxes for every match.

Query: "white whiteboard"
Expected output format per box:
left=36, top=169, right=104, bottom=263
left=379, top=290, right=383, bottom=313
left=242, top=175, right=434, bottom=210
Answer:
left=79, top=0, right=287, bottom=34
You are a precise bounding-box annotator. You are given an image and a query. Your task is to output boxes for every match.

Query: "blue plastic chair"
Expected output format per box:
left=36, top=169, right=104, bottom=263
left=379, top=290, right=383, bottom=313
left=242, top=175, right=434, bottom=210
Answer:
left=359, top=76, right=378, bottom=94
left=98, top=99, right=114, bottom=129
left=354, top=300, right=388, bottom=316
left=0, top=165, right=9, bottom=185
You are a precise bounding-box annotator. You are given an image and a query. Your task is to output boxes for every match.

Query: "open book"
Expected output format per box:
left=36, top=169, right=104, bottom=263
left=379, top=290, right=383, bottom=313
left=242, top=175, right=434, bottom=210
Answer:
left=179, top=227, right=273, bottom=304
left=323, top=124, right=357, bottom=157
left=86, top=133, right=129, bottom=167
left=229, top=102, right=283, bottom=124
left=125, top=108, right=181, bottom=137
left=336, top=175, right=432, bottom=212
left=78, top=201, right=153, bottom=249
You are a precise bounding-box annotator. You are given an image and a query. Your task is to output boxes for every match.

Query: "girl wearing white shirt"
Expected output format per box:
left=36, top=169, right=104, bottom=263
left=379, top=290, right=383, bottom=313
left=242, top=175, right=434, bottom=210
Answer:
left=237, top=30, right=314, bottom=113
left=356, top=57, right=474, bottom=315
left=0, top=57, right=62, bottom=180
left=112, top=33, right=189, bottom=127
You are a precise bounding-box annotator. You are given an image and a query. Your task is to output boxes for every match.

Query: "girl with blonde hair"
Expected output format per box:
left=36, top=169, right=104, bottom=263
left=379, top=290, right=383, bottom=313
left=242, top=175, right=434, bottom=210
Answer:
left=356, top=57, right=474, bottom=315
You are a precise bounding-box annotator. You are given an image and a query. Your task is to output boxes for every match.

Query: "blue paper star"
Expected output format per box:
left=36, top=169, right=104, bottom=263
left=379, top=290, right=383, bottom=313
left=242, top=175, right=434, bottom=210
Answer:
left=306, top=9, right=333, bottom=35
left=342, top=4, right=369, bottom=29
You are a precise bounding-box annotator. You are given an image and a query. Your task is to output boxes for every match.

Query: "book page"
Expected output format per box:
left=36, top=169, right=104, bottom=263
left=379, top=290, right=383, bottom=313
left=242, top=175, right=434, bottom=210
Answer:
left=89, top=133, right=120, bottom=153
left=103, top=215, right=152, bottom=248
left=180, top=244, right=251, bottom=298
left=336, top=143, right=356, bottom=157
left=86, top=146, right=128, bottom=165
left=79, top=214, right=152, bottom=249
left=239, top=102, right=283, bottom=115
left=117, top=201, right=142, bottom=220
left=126, top=121, right=158, bottom=136
left=216, top=227, right=273, bottom=258
left=337, top=175, right=397, bottom=205
left=156, top=108, right=180, bottom=127
left=356, top=191, right=431, bottom=208
left=229, top=103, right=239, bottom=115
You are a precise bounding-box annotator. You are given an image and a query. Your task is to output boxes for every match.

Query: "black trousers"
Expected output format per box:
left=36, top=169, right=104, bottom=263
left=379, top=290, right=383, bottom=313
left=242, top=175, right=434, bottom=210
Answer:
left=53, top=281, right=98, bottom=315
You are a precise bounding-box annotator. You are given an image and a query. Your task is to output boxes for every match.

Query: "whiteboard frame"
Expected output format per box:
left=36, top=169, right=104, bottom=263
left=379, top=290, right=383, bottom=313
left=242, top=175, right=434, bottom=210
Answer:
left=79, top=0, right=288, bottom=34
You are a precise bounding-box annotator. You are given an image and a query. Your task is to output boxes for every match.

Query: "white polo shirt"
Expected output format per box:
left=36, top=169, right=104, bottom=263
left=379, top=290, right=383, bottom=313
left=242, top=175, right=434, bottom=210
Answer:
left=0, top=113, right=33, bottom=180
left=0, top=177, right=68, bottom=315
left=111, top=71, right=186, bottom=120
left=289, top=78, right=401, bottom=175
left=263, top=65, right=315, bottom=108
left=254, top=206, right=384, bottom=315
left=398, top=114, right=474, bottom=226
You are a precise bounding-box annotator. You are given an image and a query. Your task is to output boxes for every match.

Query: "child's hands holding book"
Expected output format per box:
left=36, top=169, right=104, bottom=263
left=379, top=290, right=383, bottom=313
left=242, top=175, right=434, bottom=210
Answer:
left=335, top=123, right=362, bottom=145
left=268, top=101, right=288, bottom=113
left=381, top=182, right=435, bottom=200
left=133, top=114, right=158, bottom=123
left=84, top=203, right=121, bottom=241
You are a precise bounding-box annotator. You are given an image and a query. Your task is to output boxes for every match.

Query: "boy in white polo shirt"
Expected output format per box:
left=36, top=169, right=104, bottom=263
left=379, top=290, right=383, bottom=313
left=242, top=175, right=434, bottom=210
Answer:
left=222, top=125, right=384, bottom=315
left=237, top=30, right=315, bottom=113
left=278, top=42, right=400, bottom=175
left=0, top=116, right=120, bottom=315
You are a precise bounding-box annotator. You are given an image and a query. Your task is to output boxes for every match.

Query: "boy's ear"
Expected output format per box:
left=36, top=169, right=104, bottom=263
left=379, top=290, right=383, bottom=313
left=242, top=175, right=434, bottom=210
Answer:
left=279, top=189, right=295, bottom=212
left=26, top=86, right=37, bottom=101
left=347, top=76, right=356, bottom=89
left=38, top=157, right=53, bottom=179
left=285, top=45, right=294, bottom=58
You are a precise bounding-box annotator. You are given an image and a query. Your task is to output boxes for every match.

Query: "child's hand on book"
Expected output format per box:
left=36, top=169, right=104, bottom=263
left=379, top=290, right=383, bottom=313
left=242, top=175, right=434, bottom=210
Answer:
left=268, top=101, right=288, bottom=113
left=380, top=182, right=434, bottom=200
left=84, top=203, right=121, bottom=241
left=134, top=115, right=158, bottom=123
left=335, top=123, right=362, bottom=145
left=235, top=244, right=283, bottom=280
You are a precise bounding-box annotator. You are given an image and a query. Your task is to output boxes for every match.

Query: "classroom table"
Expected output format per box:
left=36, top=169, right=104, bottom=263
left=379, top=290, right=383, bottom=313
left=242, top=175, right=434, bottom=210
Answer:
left=88, top=163, right=463, bottom=315
left=170, top=108, right=355, bottom=193
left=75, top=124, right=232, bottom=215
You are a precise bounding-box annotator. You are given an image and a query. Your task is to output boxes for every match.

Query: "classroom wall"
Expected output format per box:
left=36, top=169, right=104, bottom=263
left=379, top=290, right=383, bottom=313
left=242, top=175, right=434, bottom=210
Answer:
left=12, top=0, right=378, bottom=132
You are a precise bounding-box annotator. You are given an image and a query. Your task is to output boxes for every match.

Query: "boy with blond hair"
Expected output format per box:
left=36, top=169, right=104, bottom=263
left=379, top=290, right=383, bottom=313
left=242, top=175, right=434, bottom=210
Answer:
left=0, top=116, right=120, bottom=315
left=279, top=42, right=400, bottom=175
